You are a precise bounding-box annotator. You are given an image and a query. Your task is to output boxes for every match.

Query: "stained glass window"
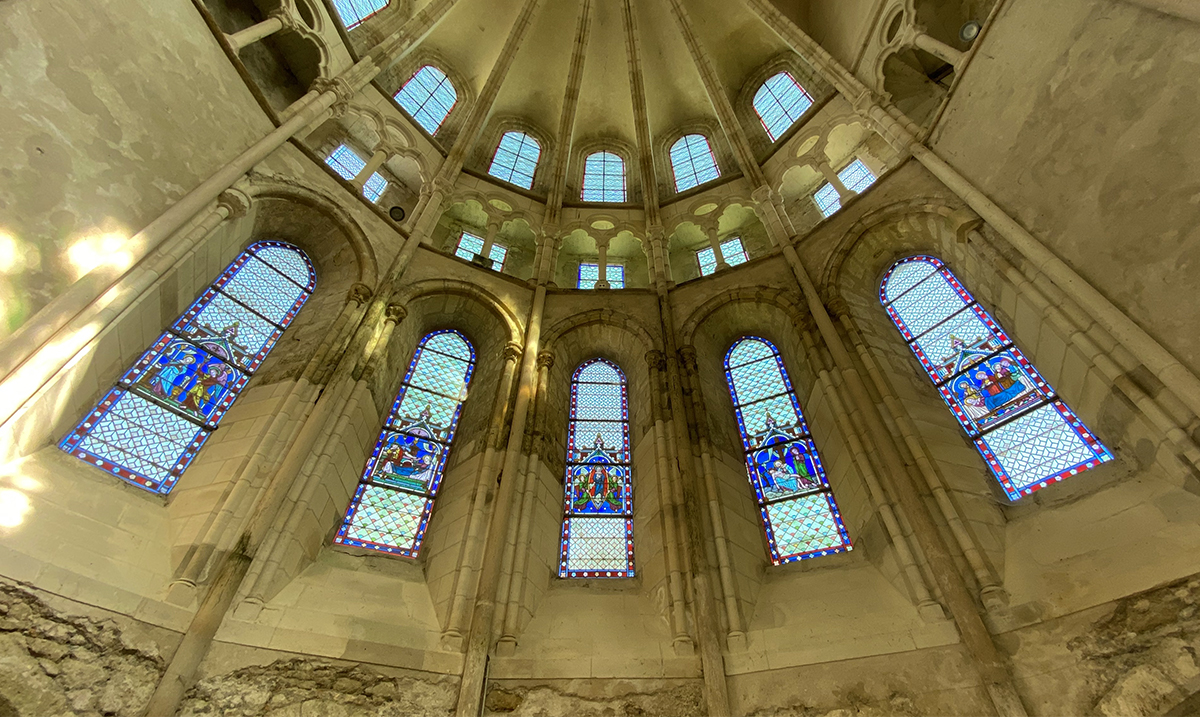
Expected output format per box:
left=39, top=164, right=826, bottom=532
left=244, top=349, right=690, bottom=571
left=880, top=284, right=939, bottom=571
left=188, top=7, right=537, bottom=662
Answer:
left=725, top=337, right=852, bottom=564
left=559, top=359, right=635, bottom=577
left=577, top=263, right=625, bottom=290
left=670, top=134, right=721, bottom=192
left=455, top=231, right=507, bottom=272
left=332, top=0, right=388, bottom=29
left=394, top=66, right=457, bottom=135
left=814, top=159, right=876, bottom=218
left=488, top=131, right=541, bottom=190
left=60, top=242, right=315, bottom=494
left=325, top=144, right=388, bottom=203
left=582, top=151, right=627, bottom=202
left=881, top=256, right=1112, bottom=500
left=334, top=330, right=476, bottom=557
left=697, top=237, right=749, bottom=276
left=753, top=72, right=814, bottom=141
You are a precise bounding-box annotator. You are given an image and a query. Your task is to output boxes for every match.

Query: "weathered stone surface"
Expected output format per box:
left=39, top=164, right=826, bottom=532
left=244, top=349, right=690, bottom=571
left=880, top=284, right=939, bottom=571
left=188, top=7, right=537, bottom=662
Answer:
left=482, top=680, right=705, bottom=717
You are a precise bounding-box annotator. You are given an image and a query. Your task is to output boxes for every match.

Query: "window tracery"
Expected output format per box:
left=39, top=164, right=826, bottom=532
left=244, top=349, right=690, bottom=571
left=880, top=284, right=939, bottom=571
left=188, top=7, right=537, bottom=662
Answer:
left=753, top=71, right=814, bottom=141
left=581, top=151, right=627, bottom=203
left=559, top=358, right=635, bottom=578
left=880, top=255, right=1112, bottom=499
left=394, top=65, right=458, bottom=135
left=669, top=134, right=721, bottom=193
left=60, top=242, right=315, bottom=494
left=724, top=337, right=852, bottom=564
left=488, top=131, right=541, bottom=190
left=334, top=330, right=476, bottom=557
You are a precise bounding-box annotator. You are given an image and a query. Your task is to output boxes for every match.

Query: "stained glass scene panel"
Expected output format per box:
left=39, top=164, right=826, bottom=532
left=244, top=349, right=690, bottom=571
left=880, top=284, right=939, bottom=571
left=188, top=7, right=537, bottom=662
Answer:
left=335, top=330, right=476, bottom=557
left=725, top=337, right=852, bottom=565
left=560, top=359, right=635, bottom=578
left=60, top=242, right=313, bottom=494
left=881, top=255, right=1112, bottom=500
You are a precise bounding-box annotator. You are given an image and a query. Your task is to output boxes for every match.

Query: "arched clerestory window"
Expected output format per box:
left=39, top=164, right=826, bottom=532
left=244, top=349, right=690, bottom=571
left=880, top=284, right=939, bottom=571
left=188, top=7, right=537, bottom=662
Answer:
left=332, top=0, right=389, bottom=30
left=488, top=131, right=541, bottom=190
left=725, top=337, right=852, bottom=564
left=669, top=134, right=721, bottom=193
left=881, top=255, right=1113, bottom=499
left=334, top=330, right=475, bottom=557
left=60, top=242, right=315, bottom=495
left=394, top=65, right=457, bottom=135
left=559, top=358, right=635, bottom=578
left=753, top=71, right=814, bottom=141
left=581, top=151, right=627, bottom=202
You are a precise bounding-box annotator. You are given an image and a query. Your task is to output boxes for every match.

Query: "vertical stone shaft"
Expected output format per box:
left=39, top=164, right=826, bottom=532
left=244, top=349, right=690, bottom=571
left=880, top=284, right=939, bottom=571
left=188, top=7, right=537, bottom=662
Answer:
left=227, top=14, right=285, bottom=51
left=663, top=0, right=765, bottom=188
left=620, top=0, right=661, bottom=227
left=544, top=0, right=594, bottom=227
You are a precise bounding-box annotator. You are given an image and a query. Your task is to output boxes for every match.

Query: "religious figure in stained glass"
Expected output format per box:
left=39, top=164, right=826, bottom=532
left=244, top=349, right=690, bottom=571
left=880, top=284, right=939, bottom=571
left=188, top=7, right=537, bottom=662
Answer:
left=60, top=241, right=315, bottom=494
left=334, top=331, right=475, bottom=557
left=880, top=255, right=1112, bottom=500
left=559, top=358, right=635, bottom=578
left=725, top=337, right=852, bottom=564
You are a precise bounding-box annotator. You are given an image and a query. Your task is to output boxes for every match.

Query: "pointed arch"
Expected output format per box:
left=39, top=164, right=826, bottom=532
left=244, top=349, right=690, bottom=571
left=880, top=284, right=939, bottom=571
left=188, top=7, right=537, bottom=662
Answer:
left=559, top=358, right=635, bottom=578
left=59, top=242, right=315, bottom=494
left=880, top=255, right=1112, bottom=499
left=334, top=330, right=476, bottom=557
left=724, top=336, right=852, bottom=564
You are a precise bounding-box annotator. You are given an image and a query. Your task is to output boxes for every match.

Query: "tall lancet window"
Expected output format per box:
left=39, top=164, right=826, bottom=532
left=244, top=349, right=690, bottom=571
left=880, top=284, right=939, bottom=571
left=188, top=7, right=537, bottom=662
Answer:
left=559, top=359, right=635, bottom=578
left=725, top=337, right=852, bottom=564
left=335, top=330, right=475, bottom=557
left=881, top=255, right=1112, bottom=499
left=60, top=242, right=315, bottom=495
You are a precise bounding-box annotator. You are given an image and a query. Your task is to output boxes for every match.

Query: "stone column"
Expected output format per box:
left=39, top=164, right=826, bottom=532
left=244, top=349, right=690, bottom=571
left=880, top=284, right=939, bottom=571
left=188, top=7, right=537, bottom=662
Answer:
left=594, top=234, right=611, bottom=289
left=350, top=148, right=389, bottom=190
left=620, top=0, right=661, bottom=228
left=701, top=218, right=730, bottom=272
left=542, top=0, right=594, bottom=228
left=474, top=217, right=503, bottom=268
left=226, top=11, right=289, bottom=51
left=902, top=25, right=965, bottom=68
left=816, top=160, right=855, bottom=202
left=442, top=341, right=523, bottom=648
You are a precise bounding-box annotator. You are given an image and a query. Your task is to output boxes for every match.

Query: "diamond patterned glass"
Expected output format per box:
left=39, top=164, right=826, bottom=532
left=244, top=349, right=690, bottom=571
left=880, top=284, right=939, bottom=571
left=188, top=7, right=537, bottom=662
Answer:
left=814, top=159, right=877, bottom=218
left=325, top=144, right=387, bottom=202
left=454, top=231, right=507, bottom=271
left=725, top=337, right=852, bottom=564
left=61, top=242, right=313, bottom=494
left=753, top=72, right=815, bottom=141
left=582, top=152, right=627, bottom=202
left=881, top=255, right=1112, bottom=500
left=697, top=237, right=749, bottom=276
left=394, top=65, right=457, bottom=135
left=577, top=263, right=625, bottom=290
left=488, top=131, right=541, bottom=189
left=560, top=358, right=635, bottom=578
left=670, top=134, right=721, bottom=192
left=335, top=330, right=476, bottom=557
left=331, top=0, right=388, bottom=29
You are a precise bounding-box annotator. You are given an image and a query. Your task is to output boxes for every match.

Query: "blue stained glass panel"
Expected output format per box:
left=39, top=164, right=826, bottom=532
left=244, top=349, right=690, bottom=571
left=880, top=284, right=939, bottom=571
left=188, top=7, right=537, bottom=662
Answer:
left=725, top=337, right=852, bottom=564
left=881, top=255, right=1112, bottom=499
left=560, top=358, right=635, bottom=578
left=582, top=151, right=627, bottom=202
left=454, top=231, right=507, bottom=271
left=394, top=65, right=457, bottom=134
left=60, top=241, right=313, bottom=494
left=814, top=159, right=878, bottom=218
left=670, top=134, right=721, bottom=192
left=332, top=0, right=388, bottom=28
left=488, top=131, right=541, bottom=189
left=577, top=263, right=625, bottom=290
left=335, top=330, right=476, bottom=557
left=325, top=144, right=387, bottom=202
left=754, top=72, right=814, bottom=141
left=697, top=237, right=749, bottom=276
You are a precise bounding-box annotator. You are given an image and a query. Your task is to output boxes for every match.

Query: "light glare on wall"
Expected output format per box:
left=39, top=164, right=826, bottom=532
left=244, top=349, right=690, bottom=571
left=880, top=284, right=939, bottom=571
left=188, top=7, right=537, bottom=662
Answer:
left=0, top=489, right=30, bottom=528
left=65, top=231, right=133, bottom=281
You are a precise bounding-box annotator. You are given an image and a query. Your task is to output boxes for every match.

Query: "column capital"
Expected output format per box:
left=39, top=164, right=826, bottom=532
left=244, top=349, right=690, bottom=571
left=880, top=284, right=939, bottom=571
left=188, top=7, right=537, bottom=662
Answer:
left=268, top=7, right=300, bottom=31
left=678, top=345, right=699, bottom=373
left=217, top=187, right=253, bottom=219
left=825, top=296, right=851, bottom=320
left=645, top=350, right=666, bottom=371
left=750, top=184, right=778, bottom=205
left=536, top=351, right=556, bottom=369
left=385, top=303, right=407, bottom=323
left=309, top=76, right=356, bottom=112
left=647, top=223, right=666, bottom=244
left=348, top=283, right=373, bottom=304
left=503, top=341, right=523, bottom=363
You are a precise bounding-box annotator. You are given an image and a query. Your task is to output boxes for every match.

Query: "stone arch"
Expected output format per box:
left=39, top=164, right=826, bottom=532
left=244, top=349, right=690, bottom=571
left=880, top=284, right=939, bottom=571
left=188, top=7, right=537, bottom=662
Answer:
left=679, top=287, right=808, bottom=348
left=378, top=50, right=475, bottom=146
left=542, top=309, right=656, bottom=355
left=391, top=279, right=523, bottom=347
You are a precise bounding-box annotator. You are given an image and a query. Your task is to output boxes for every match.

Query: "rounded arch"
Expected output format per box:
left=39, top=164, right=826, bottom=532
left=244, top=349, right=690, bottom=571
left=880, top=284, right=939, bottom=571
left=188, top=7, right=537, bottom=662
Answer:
left=679, top=287, right=808, bottom=347
left=390, top=278, right=523, bottom=346
left=542, top=309, right=656, bottom=354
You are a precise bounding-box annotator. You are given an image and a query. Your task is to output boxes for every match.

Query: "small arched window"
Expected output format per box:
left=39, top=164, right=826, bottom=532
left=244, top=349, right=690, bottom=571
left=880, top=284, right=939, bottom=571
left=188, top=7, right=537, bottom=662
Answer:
left=669, top=134, right=721, bottom=193
left=559, top=359, right=635, bottom=578
left=335, top=330, right=476, bottom=557
left=60, top=242, right=315, bottom=494
left=332, top=0, right=389, bottom=29
left=881, top=256, right=1112, bottom=499
left=724, top=337, right=852, bottom=564
left=394, top=65, right=457, bottom=135
left=581, top=151, right=627, bottom=203
left=488, top=131, right=541, bottom=190
left=753, top=71, right=814, bottom=141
